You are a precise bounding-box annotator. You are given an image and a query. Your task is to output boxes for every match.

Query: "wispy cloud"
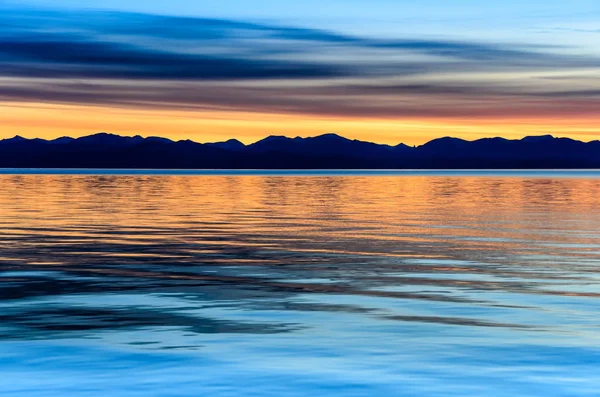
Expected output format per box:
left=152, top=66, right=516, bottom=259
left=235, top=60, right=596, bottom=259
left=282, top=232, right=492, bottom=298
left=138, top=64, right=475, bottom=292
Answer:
left=0, top=5, right=599, bottom=119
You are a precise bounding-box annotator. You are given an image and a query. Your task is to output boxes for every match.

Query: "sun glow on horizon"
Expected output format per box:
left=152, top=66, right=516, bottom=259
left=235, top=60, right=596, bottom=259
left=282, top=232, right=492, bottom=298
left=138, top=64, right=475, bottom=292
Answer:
left=1, top=102, right=598, bottom=146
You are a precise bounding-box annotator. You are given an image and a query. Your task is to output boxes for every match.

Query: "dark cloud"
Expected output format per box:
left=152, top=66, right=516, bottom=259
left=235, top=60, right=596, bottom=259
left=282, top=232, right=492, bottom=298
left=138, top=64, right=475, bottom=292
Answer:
left=538, top=89, right=600, bottom=98
left=0, top=37, right=345, bottom=80
left=3, top=79, right=600, bottom=119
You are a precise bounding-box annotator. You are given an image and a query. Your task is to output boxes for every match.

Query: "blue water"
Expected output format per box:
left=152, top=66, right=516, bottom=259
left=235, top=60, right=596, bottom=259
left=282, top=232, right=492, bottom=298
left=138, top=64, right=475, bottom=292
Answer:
left=1, top=173, right=599, bottom=396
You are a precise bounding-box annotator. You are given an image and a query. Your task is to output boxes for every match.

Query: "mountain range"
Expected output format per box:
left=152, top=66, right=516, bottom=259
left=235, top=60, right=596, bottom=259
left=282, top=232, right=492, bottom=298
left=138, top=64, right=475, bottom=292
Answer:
left=0, top=132, right=599, bottom=169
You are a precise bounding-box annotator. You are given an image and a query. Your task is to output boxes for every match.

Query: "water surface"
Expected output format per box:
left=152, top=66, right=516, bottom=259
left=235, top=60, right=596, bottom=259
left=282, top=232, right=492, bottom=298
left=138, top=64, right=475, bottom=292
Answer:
left=1, top=172, right=600, bottom=396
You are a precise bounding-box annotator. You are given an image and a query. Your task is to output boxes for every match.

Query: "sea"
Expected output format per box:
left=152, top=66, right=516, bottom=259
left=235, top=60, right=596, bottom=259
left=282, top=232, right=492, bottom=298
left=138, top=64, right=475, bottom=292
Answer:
left=1, top=170, right=599, bottom=396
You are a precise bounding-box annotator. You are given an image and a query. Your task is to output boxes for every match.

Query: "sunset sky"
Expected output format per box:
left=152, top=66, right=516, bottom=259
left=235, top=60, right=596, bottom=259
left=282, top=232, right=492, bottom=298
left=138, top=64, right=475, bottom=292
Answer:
left=1, top=0, right=599, bottom=145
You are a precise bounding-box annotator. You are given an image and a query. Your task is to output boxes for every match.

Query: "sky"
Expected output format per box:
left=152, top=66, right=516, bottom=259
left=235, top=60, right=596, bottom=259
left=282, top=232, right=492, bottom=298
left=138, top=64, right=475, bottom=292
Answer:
left=0, top=0, right=599, bottom=145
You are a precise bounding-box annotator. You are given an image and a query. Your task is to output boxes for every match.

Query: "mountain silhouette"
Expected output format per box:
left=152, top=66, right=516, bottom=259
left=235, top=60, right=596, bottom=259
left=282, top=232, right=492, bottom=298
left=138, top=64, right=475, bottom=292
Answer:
left=0, top=132, right=598, bottom=169
left=206, top=139, right=246, bottom=151
left=249, top=133, right=396, bottom=159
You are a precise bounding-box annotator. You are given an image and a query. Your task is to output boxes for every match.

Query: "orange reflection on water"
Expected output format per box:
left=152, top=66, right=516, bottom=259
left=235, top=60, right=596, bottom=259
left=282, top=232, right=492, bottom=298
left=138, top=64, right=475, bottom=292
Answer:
left=1, top=175, right=600, bottom=247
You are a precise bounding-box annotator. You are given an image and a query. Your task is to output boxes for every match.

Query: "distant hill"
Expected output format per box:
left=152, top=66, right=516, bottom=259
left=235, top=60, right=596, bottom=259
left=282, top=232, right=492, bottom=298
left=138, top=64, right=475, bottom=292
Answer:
left=0, top=132, right=598, bottom=169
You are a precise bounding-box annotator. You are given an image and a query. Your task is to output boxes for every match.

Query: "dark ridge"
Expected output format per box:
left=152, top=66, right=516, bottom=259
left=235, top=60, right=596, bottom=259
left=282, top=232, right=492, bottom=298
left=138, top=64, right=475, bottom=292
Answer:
left=207, top=139, right=246, bottom=151
left=0, top=132, right=598, bottom=169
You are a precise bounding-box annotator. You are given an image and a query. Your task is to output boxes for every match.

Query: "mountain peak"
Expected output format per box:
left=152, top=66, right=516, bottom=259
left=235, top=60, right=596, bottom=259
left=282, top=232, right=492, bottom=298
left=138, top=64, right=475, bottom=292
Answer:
left=207, top=138, right=246, bottom=151
left=522, top=134, right=555, bottom=142
left=0, top=135, right=32, bottom=145
left=50, top=136, right=76, bottom=145
left=260, top=135, right=291, bottom=142
left=4, top=135, right=27, bottom=142
left=76, top=132, right=147, bottom=146
left=82, top=132, right=120, bottom=139
left=421, top=136, right=468, bottom=148
left=310, top=133, right=351, bottom=142
left=315, top=133, right=344, bottom=139
left=433, top=136, right=467, bottom=142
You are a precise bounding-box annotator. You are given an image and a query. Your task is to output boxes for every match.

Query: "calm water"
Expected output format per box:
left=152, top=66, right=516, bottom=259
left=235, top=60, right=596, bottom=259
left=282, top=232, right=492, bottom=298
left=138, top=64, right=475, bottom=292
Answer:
left=1, top=171, right=600, bottom=396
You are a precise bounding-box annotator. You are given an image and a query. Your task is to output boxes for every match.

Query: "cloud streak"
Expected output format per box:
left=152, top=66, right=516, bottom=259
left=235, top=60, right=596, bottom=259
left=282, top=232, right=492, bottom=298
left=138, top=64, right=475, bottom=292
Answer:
left=0, top=5, right=599, bottom=120
left=0, top=37, right=346, bottom=80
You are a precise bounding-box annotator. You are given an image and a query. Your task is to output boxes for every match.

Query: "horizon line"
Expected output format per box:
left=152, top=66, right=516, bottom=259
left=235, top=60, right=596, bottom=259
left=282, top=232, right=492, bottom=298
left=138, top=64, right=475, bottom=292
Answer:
left=3, top=131, right=600, bottom=147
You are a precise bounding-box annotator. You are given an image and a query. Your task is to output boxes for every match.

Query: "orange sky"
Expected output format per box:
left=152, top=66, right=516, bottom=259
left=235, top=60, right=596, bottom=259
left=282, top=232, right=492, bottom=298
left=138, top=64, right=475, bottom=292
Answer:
left=1, top=102, right=599, bottom=146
